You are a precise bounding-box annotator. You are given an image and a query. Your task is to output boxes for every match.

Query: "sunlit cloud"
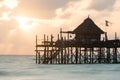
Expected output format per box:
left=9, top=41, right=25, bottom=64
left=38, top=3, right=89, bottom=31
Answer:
left=90, top=0, right=115, bottom=11
left=0, top=0, right=120, bottom=55
left=53, top=0, right=120, bottom=40
left=15, top=16, right=34, bottom=30
left=0, top=0, right=19, bottom=21
left=1, top=12, right=10, bottom=20
left=3, top=0, right=18, bottom=9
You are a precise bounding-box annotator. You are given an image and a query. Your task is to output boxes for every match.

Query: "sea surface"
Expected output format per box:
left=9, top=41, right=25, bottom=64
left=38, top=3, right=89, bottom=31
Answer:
left=0, top=55, right=120, bottom=80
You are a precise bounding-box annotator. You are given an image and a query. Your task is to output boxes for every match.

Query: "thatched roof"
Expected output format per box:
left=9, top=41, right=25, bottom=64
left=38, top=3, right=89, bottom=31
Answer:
left=73, top=17, right=104, bottom=35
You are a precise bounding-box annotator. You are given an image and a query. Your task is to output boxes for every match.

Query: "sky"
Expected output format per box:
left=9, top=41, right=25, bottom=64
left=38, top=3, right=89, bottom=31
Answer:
left=0, top=0, right=120, bottom=55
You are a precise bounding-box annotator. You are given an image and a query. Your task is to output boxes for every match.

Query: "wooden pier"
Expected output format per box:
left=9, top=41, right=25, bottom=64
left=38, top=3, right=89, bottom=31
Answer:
left=35, top=17, right=120, bottom=64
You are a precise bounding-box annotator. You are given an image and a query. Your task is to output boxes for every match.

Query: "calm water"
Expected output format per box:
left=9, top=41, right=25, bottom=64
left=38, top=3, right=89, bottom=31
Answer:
left=0, top=55, right=120, bottom=80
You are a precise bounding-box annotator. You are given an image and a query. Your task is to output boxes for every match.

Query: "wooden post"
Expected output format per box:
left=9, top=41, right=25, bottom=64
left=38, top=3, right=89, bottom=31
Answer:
left=79, top=47, right=82, bottom=64
left=36, top=53, right=38, bottom=64
left=107, top=48, right=110, bottom=63
left=60, top=30, right=63, bottom=63
left=50, top=34, right=53, bottom=64
left=113, top=47, right=117, bottom=63
left=105, top=32, right=108, bottom=41
left=115, top=32, right=117, bottom=40
left=75, top=47, right=78, bottom=64
left=84, top=47, right=87, bottom=63
left=35, top=35, right=38, bottom=64
left=44, top=34, right=46, bottom=64
left=98, top=47, right=102, bottom=63
left=57, top=34, right=60, bottom=64
left=90, top=48, right=92, bottom=64
left=60, top=28, right=62, bottom=40
left=61, top=37, right=63, bottom=64
left=71, top=47, right=73, bottom=64
left=67, top=47, right=69, bottom=64
left=64, top=47, right=67, bottom=64
left=46, top=35, right=49, bottom=63
left=67, top=33, right=70, bottom=64
left=38, top=52, right=41, bottom=64
left=92, top=48, right=94, bottom=64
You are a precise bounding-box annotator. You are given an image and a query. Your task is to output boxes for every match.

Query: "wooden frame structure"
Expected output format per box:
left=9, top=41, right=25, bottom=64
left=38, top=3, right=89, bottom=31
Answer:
left=35, top=17, right=120, bottom=64
left=35, top=32, right=120, bottom=64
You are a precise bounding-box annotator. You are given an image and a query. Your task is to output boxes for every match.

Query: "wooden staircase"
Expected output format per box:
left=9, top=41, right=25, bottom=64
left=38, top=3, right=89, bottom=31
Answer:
left=42, top=48, right=60, bottom=64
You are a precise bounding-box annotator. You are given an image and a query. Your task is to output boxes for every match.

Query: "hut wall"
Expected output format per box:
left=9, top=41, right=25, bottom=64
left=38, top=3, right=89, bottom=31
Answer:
left=75, top=34, right=101, bottom=44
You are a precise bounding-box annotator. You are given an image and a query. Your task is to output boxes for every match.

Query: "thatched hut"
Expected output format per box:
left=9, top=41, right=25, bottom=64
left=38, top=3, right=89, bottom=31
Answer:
left=73, top=17, right=104, bottom=44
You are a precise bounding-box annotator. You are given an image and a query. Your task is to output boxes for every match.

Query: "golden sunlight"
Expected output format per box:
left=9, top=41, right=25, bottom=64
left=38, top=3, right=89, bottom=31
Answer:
left=2, top=12, right=10, bottom=20
left=4, top=0, right=18, bottom=9
left=15, top=16, right=33, bottom=30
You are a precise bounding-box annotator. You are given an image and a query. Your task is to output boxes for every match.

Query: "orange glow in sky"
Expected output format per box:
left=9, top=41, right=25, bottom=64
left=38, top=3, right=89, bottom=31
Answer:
left=3, top=0, right=18, bottom=9
left=0, top=0, right=120, bottom=55
left=15, top=16, right=33, bottom=30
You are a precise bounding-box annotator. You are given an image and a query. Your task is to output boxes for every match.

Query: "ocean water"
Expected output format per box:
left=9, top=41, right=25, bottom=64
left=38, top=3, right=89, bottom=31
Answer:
left=0, top=55, right=120, bottom=80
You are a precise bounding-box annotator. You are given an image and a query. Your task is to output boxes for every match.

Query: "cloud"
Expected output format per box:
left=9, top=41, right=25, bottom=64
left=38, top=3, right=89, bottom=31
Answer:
left=55, top=0, right=116, bottom=21
left=0, top=0, right=19, bottom=20
left=55, top=0, right=120, bottom=42
left=54, top=0, right=94, bottom=30
left=0, top=19, right=18, bottom=42
left=11, top=0, right=73, bottom=19
left=90, top=0, right=116, bottom=11
left=0, top=0, right=19, bottom=9
left=0, top=0, right=120, bottom=55
left=54, top=0, right=120, bottom=39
